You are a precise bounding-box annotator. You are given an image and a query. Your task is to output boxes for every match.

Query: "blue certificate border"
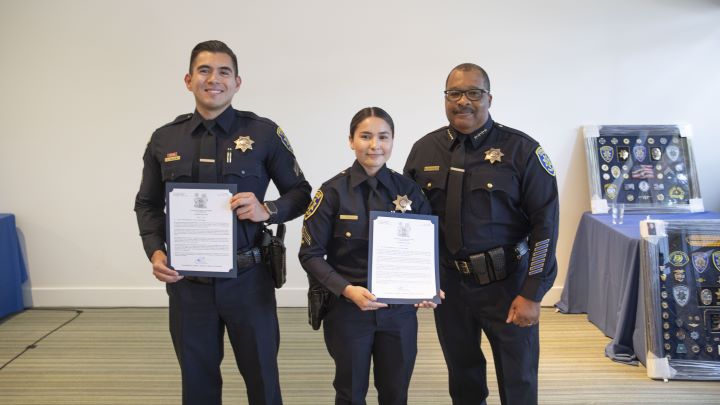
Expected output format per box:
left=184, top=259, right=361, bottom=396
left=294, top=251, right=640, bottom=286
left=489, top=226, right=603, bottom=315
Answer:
left=165, top=182, right=238, bottom=278
left=368, top=211, right=441, bottom=304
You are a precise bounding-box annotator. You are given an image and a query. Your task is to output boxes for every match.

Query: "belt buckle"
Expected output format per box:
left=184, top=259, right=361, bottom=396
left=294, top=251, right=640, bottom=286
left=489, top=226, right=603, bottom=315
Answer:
left=454, top=260, right=471, bottom=275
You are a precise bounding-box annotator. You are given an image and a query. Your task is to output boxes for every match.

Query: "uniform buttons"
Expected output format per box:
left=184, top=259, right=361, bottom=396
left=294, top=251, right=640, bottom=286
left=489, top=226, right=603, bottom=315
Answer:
left=345, top=231, right=352, bottom=238
left=487, top=183, right=493, bottom=189
left=241, top=170, right=246, bottom=175
left=427, top=182, right=432, bottom=188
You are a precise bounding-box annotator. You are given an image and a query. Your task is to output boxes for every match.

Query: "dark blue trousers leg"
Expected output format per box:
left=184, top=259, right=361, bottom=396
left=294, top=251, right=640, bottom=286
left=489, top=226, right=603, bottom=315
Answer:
left=219, top=264, right=283, bottom=405
left=167, top=280, right=224, bottom=405
left=373, top=307, right=418, bottom=405
left=323, top=299, right=374, bottom=405
left=434, top=268, right=488, bottom=405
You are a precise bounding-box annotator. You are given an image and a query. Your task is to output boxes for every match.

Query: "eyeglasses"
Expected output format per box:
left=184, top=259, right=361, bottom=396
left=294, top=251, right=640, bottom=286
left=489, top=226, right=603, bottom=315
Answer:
left=444, top=88, right=489, bottom=101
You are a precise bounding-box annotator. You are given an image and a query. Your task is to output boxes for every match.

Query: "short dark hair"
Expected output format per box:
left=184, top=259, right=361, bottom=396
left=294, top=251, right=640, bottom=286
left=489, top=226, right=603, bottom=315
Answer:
left=189, top=40, right=238, bottom=75
left=446, top=63, right=490, bottom=92
left=349, top=107, right=395, bottom=138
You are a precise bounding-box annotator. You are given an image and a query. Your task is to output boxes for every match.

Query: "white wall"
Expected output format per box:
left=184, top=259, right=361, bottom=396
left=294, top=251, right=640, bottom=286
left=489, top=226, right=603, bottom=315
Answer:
left=1, top=0, right=719, bottom=307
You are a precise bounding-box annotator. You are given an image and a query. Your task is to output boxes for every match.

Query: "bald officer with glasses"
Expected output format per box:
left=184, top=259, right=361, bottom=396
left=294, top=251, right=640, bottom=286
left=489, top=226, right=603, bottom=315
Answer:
left=403, top=63, right=559, bottom=405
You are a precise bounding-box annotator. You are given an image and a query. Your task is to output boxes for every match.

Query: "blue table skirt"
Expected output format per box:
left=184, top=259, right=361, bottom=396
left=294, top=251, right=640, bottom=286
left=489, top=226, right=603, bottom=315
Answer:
left=0, top=214, right=27, bottom=319
left=556, top=211, right=720, bottom=366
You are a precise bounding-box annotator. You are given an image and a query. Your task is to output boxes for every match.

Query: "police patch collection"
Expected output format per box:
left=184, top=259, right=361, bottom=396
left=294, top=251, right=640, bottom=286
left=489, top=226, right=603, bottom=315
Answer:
left=640, top=220, right=720, bottom=380
left=583, top=125, right=703, bottom=214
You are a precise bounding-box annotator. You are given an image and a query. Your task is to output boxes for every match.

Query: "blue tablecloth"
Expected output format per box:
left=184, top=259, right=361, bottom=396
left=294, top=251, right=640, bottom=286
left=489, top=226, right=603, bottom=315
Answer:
left=555, top=211, right=720, bottom=366
left=0, top=214, right=27, bottom=319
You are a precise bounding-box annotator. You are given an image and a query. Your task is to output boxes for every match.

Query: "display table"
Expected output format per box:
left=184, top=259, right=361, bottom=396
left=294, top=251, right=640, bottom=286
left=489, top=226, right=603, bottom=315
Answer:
left=0, top=214, right=27, bottom=319
left=555, top=211, right=720, bottom=366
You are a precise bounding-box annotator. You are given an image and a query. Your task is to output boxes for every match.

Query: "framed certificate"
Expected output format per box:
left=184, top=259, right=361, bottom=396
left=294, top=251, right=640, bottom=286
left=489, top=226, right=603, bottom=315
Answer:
left=368, top=211, right=441, bottom=304
left=640, top=219, right=720, bottom=380
left=165, top=182, right=237, bottom=278
left=583, top=125, right=703, bottom=214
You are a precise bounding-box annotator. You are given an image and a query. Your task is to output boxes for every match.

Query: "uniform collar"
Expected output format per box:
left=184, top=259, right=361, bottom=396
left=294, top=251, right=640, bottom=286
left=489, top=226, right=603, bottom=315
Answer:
left=447, top=115, right=494, bottom=150
left=190, top=106, right=236, bottom=137
left=349, top=160, right=393, bottom=190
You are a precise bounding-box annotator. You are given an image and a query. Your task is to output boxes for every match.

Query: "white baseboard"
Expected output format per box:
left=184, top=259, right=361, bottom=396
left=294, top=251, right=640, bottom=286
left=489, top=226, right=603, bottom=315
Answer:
left=25, top=286, right=309, bottom=308
left=25, top=285, right=563, bottom=308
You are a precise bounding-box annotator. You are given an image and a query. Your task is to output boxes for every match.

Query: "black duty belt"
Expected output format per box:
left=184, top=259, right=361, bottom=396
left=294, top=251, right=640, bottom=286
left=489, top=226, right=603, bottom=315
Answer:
left=453, top=240, right=529, bottom=285
left=185, top=247, right=263, bottom=284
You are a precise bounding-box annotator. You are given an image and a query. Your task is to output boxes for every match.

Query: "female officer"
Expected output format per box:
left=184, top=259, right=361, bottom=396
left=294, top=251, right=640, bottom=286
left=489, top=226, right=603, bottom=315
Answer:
left=299, top=107, right=441, bottom=405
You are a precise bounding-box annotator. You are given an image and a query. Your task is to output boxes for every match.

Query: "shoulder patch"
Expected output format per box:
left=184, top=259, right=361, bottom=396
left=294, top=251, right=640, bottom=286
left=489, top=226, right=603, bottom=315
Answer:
left=304, top=190, right=324, bottom=220
left=276, top=127, right=295, bottom=154
left=535, top=146, right=555, bottom=177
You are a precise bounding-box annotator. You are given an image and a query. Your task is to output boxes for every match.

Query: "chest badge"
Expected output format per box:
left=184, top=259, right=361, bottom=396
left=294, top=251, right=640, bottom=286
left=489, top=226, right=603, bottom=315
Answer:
left=393, top=195, right=413, bottom=213
left=484, top=148, right=504, bottom=164
left=234, top=136, right=255, bottom=152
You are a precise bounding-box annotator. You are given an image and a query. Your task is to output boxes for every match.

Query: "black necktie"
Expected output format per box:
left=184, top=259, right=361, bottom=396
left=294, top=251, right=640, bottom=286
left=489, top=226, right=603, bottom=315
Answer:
left=366, top=177, right=386, bottom=212
left=444, top=135, right=466, bottom=255
left=198, top=120, right=217, bottom=183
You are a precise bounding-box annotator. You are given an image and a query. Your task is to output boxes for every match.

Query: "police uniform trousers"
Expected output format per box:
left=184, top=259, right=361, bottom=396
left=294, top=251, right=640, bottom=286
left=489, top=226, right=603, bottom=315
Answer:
left=434, top=255, right=538, bottom=405
left=167, top=263, right=282, bottom=405
left=322, top=297, right=418, bottom=405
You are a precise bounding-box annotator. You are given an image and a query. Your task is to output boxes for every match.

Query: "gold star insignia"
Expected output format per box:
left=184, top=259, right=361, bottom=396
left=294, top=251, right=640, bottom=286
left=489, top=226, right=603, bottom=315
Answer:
left=484, top=148, right=504, bottom=164
left=234, top=136, right=254, bottom=152
left=393, top=195, right=413, bottom=213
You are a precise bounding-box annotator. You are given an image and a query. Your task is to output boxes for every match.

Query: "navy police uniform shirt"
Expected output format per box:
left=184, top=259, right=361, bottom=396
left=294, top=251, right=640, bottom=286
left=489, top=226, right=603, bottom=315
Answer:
left=403, top=116, right=559, bottom=302
left=135, top=105, right=311, bottom=258
left=299, top=161, right=432, bottom=296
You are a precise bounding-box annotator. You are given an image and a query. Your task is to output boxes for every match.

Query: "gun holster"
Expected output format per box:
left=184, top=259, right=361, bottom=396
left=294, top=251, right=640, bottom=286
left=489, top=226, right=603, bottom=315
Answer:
left=259, top=224, right=287, bottom=289
left=307, top=275, right=330, bottom=330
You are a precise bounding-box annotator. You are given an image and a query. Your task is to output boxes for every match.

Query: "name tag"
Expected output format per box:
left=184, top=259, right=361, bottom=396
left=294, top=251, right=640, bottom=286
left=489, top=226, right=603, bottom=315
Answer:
left=423, top=165, right=440, bottom=172
left=339, top=214, right=358, bottom=220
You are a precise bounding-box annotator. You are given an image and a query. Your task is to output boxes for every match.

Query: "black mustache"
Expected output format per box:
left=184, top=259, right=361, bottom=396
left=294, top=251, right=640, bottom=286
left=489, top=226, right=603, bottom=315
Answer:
left=454, top=108, right=474, bottom=114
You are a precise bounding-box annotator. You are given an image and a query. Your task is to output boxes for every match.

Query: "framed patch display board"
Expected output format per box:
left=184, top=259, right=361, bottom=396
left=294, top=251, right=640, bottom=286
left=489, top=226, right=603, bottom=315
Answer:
left=640, top=219, right=720, bottom=380
left=583, top=125, right=703, bottom=214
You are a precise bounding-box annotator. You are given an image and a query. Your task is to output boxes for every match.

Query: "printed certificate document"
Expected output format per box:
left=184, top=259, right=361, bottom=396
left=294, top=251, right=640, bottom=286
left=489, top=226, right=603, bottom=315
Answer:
left=165, top=183, right=237, bottom=278
left=368, top=211, right=440, bottom=304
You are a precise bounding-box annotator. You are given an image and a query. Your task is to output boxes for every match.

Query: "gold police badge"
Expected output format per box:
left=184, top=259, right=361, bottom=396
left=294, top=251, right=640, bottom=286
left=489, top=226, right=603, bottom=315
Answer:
left=392, top=195, right=413, bottom=213
left=234, top=135, right=254, bottom=152
left=484, top=148, right=504, bottom=164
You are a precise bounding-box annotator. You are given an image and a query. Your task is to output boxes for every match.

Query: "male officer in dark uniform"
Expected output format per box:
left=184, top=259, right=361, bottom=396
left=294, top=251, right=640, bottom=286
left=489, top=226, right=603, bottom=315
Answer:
left=404, top=63, right=559, bottom=405
left=134, top=40, right=311, bottom=405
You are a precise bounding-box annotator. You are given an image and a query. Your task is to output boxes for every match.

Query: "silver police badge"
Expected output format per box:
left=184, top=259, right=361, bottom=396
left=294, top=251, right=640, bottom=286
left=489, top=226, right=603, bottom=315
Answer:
left=666, top=145, right=681, bottom=162
left=632, top=145, right=647, bottom=162
left=701, top=288, right=713, bottom=306
left=692, top=251, right=709, bottom=273
left=599, top=146, right=614, bottom=163
left=673, top=285, right=690, bottom=307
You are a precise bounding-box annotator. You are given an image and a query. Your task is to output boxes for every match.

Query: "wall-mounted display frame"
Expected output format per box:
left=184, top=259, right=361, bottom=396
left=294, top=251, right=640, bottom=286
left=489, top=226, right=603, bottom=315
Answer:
left=583, top=125, right=703, bottom=214
left=640, top=219, right=720, bottom=380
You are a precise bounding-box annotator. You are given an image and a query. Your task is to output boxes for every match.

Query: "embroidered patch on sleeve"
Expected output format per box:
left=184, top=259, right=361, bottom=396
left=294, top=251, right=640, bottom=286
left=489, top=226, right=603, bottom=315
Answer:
left=304, top=190, right=324, bottom=220
left=535, top=146, right=555, bottom=177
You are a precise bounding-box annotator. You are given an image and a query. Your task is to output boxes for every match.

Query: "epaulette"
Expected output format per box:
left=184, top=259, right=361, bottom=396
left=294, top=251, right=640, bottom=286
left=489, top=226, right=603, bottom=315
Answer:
left=235, top=110, right=278, bottom=130
left=323, top=168, right=351, bottom=187
left=493, top=121, right=530, bottom=138
left=158, top=113, right=192, bottom=130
